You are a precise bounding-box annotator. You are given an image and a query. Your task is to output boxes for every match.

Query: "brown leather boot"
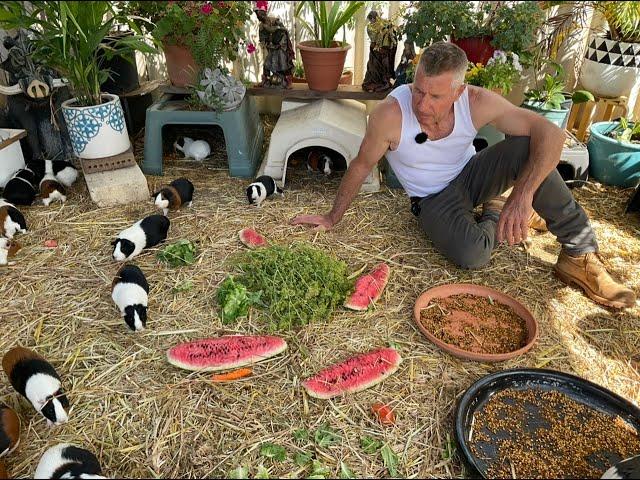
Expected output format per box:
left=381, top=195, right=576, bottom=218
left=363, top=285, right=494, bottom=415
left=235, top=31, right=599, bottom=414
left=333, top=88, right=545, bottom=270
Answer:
left=554, top=251, right=636, bottom=309
left=482, top=196, right=549, bottom=232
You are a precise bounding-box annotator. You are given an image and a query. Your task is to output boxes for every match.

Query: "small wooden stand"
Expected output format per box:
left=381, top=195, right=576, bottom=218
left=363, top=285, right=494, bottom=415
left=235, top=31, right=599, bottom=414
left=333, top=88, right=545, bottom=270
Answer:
left=567, top=96, right=629, bottom=142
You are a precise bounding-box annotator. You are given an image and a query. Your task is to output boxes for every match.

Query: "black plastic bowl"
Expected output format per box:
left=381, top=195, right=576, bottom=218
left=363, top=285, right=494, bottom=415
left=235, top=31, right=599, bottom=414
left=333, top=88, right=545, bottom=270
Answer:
left=455, top=368, right=640, bottom=478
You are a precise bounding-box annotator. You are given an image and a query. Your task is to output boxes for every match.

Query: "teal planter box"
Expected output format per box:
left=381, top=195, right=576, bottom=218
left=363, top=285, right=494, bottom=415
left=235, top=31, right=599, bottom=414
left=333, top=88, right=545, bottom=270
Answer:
left=521, top=100, right=570, bottom=129
left=587, top=121, right=640, bottom=188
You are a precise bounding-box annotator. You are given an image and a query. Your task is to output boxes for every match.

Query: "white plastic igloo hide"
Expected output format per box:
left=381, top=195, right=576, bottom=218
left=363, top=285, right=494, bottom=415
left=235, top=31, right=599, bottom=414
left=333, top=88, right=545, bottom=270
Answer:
left=259, top=98, right=380, bottom=193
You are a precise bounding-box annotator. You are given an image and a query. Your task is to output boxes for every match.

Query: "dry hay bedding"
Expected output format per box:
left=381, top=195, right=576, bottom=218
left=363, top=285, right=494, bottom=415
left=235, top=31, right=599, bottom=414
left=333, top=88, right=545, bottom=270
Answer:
left=0, top=117, right=639, bottom=478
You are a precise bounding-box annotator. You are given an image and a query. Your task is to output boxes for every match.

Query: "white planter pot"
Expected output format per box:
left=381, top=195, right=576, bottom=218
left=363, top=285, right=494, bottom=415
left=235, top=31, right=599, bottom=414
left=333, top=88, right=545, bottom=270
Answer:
left=62, top=93, right=131, bottom=159
left=579, top=34, right=640, bottom=99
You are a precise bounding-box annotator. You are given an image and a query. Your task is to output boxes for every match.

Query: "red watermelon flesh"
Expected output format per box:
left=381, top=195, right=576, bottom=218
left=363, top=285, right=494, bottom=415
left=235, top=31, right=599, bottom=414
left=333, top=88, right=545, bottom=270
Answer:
left=344, top=263, right=390, bottom=311
left=238, top=228, right=267, bottom=248
left=167, top=335, right=287, bottom=372
left=302, top=347, right=402, bottom=399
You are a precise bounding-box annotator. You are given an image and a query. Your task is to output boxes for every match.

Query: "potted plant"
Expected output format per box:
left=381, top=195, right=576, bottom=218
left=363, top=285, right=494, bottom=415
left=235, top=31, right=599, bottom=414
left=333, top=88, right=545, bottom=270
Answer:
left=580, top=1, right=640, bottom=98
left=522, top=61, right=594, bottom=129
left=292, top=58, right=306, bottom=83
left=465, top=50, right=524, bottom=95
left=0, top=1, right=155, bottom=160
left=402, top=1, right=544, bottom=65
left=587, top=118, right=640, bottom=187
left=294, top=1, right=365, bottom=92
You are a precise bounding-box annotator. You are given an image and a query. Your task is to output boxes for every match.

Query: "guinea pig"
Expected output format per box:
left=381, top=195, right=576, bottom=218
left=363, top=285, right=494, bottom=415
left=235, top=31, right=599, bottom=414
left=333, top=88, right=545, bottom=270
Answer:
left=307, top=150, right=334, bottom=176
left=30, top=160, right=78, bottom=187
left=0, top=404, right=20, bottom=457
left=0, top=459, right=7, bottom=478
left=246, top=175, right=284, bottom=208
left=153, top=177, right=195, bottom=216
left=111, top=214, right=170, bottom=262
left=174, top=136, right=210, bottom=162
left=2, top=169, right=37, bottom=206
left=39, top=174, right=67, bottom=207
left=2, top=347, right=69, bottom=427
left=0, top=238, right=21, bottom=266
left=0, top=203, right=27, bottom=239
left=112, top=264, right=149, bottom=332
left=34, top=443, right=105, bottom=479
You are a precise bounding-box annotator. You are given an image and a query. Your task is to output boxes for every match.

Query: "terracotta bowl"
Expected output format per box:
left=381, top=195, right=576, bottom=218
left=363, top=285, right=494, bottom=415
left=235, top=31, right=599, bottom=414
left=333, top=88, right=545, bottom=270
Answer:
left=413, top=283, right=539, bottom=363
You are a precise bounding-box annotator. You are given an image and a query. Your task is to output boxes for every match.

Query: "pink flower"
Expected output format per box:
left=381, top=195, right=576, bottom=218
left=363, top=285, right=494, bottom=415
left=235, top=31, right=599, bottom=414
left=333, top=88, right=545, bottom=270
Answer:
left=201, top=3, right=213, bottom=15
left=256, top=1, right=268, bottom=11
left=247, top=43, right=256, bottom=54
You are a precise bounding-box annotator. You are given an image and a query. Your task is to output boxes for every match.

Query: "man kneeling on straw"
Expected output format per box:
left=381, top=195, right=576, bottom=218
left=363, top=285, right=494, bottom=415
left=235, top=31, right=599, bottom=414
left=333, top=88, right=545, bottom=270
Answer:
left=291, top=41, right=636, bottom=310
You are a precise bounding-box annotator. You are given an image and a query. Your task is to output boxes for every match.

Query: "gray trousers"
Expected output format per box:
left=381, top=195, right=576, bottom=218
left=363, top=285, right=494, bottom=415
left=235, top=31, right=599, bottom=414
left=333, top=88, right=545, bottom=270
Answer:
left=417, top=136, right=598, bottom=269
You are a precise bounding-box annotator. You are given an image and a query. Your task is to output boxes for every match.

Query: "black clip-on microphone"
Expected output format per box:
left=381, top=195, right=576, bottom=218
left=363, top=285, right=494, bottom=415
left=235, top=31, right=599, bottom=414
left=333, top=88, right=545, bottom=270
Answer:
left=415, top=132, right=428, bottom=144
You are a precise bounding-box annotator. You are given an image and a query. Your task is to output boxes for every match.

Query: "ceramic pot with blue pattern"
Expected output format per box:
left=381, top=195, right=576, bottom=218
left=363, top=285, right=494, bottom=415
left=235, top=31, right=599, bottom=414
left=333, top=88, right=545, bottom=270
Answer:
left=61, top=93, right=131, bottom=159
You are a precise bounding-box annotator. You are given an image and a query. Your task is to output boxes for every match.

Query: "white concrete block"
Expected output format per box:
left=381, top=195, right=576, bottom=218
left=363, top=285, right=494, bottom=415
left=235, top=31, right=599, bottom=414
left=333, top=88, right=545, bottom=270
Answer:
left=83, top=165, right=150, bottom=207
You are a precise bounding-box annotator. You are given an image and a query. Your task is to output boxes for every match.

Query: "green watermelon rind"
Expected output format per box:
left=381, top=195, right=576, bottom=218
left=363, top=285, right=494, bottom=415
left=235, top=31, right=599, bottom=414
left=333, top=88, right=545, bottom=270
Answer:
left=344, top=263, right=390, bottom=311
left=302, top=347, right=402, bottom=400
left=167, top=335, right=287, bottom=372
left=238, top=228, right=267, bottom=249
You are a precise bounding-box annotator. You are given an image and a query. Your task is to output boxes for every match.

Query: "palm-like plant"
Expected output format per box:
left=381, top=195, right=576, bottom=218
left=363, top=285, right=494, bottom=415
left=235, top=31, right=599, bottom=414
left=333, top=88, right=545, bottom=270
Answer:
left=596, top=1, right=640, bottom=43
left=294, top=1, right=365, bottom=48
left=0, top=1, right=156, bottom=106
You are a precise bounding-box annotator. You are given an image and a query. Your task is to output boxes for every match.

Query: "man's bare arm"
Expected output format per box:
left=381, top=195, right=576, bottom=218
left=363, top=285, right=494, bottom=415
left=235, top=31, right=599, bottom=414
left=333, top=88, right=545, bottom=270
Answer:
left=290, top=99, right=397, bottom=230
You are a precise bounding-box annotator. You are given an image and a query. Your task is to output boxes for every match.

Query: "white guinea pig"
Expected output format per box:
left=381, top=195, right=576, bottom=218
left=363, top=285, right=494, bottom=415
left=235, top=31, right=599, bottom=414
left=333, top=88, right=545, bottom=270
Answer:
left=174, top=137, right=211, bottom=161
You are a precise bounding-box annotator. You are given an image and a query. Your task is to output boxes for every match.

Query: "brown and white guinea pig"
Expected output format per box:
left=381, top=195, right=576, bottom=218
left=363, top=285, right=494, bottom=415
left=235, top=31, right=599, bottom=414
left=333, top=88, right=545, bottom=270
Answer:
left=34, top=443, right=105, bottom=479
left=29, top=160, right=78, bottom=188
left=0, top=202, right=27, bottom=239
left=153, top=177, right=195, bottom=216
left=306, top=150, right=334, bottom=176
left=111, top=263, right=149, bottom=332
left=2, top=347, right=69, bottom=427
left=246, top=175, right=284, bottom=208
left=0, top=458, right=8, bottom=479
left=0, top=238, right=21, bottom=266
left=0, top=404, right=20, bottom=457
left=39, top=174, right=67, bottom=206
left=111, top=214, right=170, bottom=262
left=2, top=168, right=37, bottom=206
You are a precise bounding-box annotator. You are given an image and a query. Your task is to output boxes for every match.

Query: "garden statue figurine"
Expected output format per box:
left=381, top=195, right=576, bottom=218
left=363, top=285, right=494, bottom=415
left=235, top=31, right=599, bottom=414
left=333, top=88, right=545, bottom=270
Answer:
left=254, top=5, right=295, bottom=88
left=362, top=11, right=399, bottom=93
left=394, top=41, right=416, bottom=87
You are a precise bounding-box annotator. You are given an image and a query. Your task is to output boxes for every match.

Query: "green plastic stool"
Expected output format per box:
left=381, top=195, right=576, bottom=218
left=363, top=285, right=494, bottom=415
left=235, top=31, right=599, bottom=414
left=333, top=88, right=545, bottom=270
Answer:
left=142, top=94, right=263, bottom=178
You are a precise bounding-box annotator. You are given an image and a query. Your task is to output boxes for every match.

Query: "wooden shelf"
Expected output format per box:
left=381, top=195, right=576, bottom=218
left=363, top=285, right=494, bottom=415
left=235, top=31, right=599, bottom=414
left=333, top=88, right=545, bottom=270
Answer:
left=160, top=83, right=389, bottom=101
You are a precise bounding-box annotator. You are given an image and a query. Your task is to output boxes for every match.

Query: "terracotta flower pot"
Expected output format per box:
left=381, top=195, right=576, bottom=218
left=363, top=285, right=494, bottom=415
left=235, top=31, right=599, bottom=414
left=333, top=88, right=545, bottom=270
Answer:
left=413, top=283, right=539, bottom=363
left=163, top=43, right=198, bottom=87
left=297, top=41, right=351, bottom=92
left=452, top=36, right=495, bottom=65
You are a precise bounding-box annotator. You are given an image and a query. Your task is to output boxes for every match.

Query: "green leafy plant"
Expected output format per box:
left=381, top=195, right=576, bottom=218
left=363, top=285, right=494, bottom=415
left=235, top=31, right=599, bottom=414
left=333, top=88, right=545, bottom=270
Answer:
left=307, top=460, right=331, bottom=479
left=259, top=443, right=287, bottom=462
left=216, top=276, right=262, bottom=324
left=314, top=425, right=340, bottom=448
left=524, top=60, right=594, bottom=110
left=339, top=461, right=356, bottom=479
left=172, top=280, right=194, bottom=293
left=231, top=244, right=353, bottom=331
left=157, top=240, right=198, bottom=267
left=0, top=1, right=156, bottom=106
left=227, top=466, right=249, bottom=479
left=465, top=50, right=523, bottom=94
left=293, top=58, right=305, bottom=79
left=402, top=1, right=544, bottom=56
left=380, top=444, right=399, bottom=477
left=294, top=1, right=366, bottom=48
left=294, top=451, right=313, bottom=466
left=609, top=117, right=640, bottom=144
left=596, top=1, right=640, bottom=43
left=360, top=436, right=383, bottom=455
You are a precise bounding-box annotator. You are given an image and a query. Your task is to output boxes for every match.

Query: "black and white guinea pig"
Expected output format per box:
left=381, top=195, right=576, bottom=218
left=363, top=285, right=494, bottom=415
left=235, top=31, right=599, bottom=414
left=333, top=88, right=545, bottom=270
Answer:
left=306, top=150, right=334, bottom=176
left=34, top=443, right=105, bottom=479
left=111, top=264, right=149, bottom=332
left=39, top=174, right=67, bottom=206
left=0, top=202, right=27, bottom=239
left=0, top=238, right=21, bottom=266
left=29, top=160, right=79, bottom=188
left=2, top=169, right=37, bottom=206
left=246, top=175, right=284, bottom=208
left=153, top=177, right=194, bottom=216
left=0, top=403, right=20, bottom=457
left=2, top=347, right=69, bottom=427
left=111, top=214, right=170, bottom=262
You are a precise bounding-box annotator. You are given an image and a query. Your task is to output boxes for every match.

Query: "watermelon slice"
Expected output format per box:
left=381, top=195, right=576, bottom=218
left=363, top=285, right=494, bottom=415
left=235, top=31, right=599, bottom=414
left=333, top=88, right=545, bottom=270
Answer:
left=238, top=228, right=267, bottom=249
left=167, top=335, right=287, bottom=372
left=344, top=263, right=390, bottom=311
left=302, top=347, right=402, bottom=399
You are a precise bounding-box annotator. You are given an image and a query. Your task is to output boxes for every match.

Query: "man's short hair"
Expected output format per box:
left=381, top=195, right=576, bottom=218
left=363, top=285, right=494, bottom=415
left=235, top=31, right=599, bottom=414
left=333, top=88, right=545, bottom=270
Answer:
left=418, top=41, right=468, bottom=88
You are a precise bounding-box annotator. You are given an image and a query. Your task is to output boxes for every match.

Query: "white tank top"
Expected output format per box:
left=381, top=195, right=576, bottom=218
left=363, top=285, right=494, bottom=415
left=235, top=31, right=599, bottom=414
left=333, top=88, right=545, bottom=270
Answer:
left=385, top=84, right=477, bottom=197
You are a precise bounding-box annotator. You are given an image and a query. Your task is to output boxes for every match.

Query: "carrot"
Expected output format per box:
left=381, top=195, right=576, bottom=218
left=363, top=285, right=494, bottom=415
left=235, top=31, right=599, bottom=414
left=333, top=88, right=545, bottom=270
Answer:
left=211, top=368, right=253, bottom=382
left=371, top=402, right=396, bottom=426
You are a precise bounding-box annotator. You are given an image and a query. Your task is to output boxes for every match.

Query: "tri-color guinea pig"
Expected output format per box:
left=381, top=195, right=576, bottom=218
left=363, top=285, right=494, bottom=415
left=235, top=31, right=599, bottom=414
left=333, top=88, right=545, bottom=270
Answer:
left=0, top=202, right=27, bottom=239
left=2, top=347, right=69, bottom=427
left=39, top=174, right=67, bottom=206
left=0, top=404, right=20, bottom=457
left=111, top=264, right=149, bottom=332
left=112, top=215, right=170, bottom=262
left=153, top=177, right=194, bottom=216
